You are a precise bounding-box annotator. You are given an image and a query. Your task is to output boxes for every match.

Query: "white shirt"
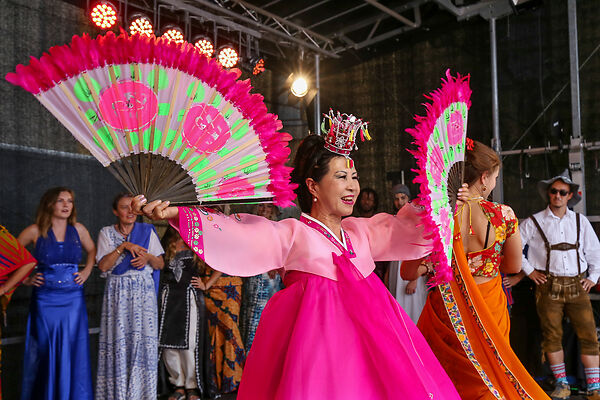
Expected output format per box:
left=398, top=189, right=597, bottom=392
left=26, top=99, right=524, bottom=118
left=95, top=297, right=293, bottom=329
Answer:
left=520, top=207, right=600, bottom=283
left=96, top=225, right=164, bottom=274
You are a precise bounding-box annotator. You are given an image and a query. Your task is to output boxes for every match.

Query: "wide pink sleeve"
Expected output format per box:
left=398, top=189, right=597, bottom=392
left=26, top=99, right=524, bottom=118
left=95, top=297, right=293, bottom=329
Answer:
left=170, top=207, right=296, bottom=277
left=342, top=203, right=433, bottom=262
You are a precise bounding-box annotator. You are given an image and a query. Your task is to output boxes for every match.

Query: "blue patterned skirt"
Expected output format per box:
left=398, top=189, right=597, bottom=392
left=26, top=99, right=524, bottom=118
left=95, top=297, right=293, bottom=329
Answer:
left=96, top=269, right=158, bottom=400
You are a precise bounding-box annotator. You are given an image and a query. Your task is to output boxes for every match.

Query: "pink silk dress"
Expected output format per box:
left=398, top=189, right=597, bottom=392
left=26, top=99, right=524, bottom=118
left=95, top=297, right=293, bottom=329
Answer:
left=171, top=204, right=461, bottom=400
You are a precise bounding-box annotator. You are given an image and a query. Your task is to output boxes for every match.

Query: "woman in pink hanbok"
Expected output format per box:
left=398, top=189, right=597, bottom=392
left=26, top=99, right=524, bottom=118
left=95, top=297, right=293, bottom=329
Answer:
left=134, top=112, right=461, bottom=400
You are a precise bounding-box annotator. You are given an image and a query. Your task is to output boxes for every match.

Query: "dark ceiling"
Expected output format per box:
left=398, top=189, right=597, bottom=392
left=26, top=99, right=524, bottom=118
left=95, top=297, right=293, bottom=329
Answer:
left=71, top=0, right=543, bottom=71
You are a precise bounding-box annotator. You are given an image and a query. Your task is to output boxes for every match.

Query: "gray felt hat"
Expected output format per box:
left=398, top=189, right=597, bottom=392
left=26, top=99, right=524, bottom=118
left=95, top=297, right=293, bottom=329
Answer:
left=537, top=169, right=581, bottom=207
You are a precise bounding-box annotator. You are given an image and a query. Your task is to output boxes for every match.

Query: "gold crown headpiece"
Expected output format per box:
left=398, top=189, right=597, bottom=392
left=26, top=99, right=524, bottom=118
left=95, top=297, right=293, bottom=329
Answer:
left=320, top=110, right=370, bottom=167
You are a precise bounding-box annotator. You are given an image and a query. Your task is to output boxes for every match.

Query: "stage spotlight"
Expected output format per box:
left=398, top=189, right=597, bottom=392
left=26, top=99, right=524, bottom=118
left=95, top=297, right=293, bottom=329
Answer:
left=291, top=77, right=308, bottom=97
left=252, top=58, right=265, bottom=75
left=194, top=37, right=214, bottom=57
left=90, top=1, right=118, bottom=29
left=218, top=46, right=239, bottom=68
left=162, top=27, right=185, bottom=44
left=129, top=15, right=153, bottom=36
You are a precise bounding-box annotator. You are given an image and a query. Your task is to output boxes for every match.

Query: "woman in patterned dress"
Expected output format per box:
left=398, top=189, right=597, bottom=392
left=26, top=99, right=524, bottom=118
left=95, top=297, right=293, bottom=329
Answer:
left=200, top=257, right=245, bottom=398
left=239, top=204, right=283, bottom=353
left=417, top=140, right=549, bottom=399
left=159, top=227, right=207, bottom=400
left=0, top=225, right=36, bottom=400
left=95, top=193, right=164, bottom=399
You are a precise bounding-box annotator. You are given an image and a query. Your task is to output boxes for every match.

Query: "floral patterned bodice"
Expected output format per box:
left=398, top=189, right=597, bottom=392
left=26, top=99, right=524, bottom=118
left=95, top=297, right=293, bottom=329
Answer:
left=455, top=200, right=518, bottom=278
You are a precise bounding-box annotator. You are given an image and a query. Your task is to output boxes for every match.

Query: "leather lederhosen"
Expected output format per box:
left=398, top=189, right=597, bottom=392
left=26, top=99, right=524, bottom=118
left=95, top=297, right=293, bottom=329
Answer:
left=530, top=213, right=582, bottom=300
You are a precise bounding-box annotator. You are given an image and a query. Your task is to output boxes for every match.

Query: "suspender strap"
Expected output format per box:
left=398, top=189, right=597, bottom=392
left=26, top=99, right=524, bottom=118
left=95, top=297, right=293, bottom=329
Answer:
left=530, top=215, right=551, bottom=274
left=530, top=213, right=583, bottom=275
left=576, top=213, right=581, bottom=275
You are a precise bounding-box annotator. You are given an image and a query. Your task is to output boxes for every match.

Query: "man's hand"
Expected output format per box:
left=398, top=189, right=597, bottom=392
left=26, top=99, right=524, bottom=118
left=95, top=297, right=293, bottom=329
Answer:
left=528, top=270, right=547, bottom=285
left=581, top=278, right=596, bottom=293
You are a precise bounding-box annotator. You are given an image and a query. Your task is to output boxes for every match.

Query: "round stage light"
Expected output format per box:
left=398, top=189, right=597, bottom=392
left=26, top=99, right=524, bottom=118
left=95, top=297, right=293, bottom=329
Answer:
left=91, top=2, right=118, bottom=29
left=218, top=46, right=239, bottom=68
left=195, top=38, right=214, bottom=57
left=129, top=16, right=153, bottom=36
left=163, top=27, right=185, bottom=44
left=291, top=77, right=308, bottom=97
left=253, top=58, right=265, bottom=75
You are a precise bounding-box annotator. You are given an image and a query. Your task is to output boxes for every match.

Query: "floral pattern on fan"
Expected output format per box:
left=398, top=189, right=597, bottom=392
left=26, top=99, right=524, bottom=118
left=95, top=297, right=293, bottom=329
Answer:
left=447, top=111, right=465, bottom=146
left=428, top=144, right=445, bottom=186
left=216, top=177, right=255, bottom=199
left=99, top=81, right=158, bottom=132
left=183, top=104, right=231, bottom=153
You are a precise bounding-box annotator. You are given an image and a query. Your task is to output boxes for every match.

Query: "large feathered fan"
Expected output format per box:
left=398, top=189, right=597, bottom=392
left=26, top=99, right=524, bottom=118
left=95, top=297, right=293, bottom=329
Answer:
left=406, top=70, right=471, bottom=285
left=6, top=32, right=296, bottom=206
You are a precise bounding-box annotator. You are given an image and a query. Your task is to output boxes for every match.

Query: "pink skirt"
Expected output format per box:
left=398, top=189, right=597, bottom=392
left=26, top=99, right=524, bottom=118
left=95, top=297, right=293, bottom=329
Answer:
left=238, top=269, right=460, bottom=399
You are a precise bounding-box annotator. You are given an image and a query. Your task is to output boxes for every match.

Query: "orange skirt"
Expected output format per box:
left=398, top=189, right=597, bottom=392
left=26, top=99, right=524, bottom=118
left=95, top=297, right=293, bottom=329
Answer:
left=418, top=233, right=549, bottom=400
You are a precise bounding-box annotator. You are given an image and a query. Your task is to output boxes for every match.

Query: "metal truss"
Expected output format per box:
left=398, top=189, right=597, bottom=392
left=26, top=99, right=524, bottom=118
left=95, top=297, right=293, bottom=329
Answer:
left=142, top=0, right=519, bottom=59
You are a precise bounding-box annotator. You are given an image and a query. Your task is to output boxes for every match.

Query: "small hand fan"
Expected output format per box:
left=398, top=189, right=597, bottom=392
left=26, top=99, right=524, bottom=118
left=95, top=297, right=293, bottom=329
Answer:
left=0, top=225, right=36, bottom=298
left=406, top=70, right=471, bottom=285
left=6, top=32, right=296, bottom=206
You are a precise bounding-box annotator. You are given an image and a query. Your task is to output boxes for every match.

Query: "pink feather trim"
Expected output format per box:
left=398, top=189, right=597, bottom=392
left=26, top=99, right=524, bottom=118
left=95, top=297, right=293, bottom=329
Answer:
left=406, top=70, right=471, bottom=286
left=5, top=31, right=295, bottom=206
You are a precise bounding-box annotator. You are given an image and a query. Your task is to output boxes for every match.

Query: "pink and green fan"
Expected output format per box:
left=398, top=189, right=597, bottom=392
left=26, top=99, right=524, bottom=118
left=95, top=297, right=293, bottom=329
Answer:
left=6, top=31, right=296, bottom=206
left=406, top=70, right=471, bottom=285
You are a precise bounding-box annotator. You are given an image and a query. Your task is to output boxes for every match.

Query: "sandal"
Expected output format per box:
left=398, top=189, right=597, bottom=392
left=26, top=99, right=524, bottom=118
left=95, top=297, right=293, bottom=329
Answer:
left=186, top=388, right=202, bottom=400
left=169, top=387, right=186, bottom=400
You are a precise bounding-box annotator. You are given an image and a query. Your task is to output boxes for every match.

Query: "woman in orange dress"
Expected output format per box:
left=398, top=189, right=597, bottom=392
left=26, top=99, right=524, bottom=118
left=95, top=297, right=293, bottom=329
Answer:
left=416, top=140, right=549, bottom=400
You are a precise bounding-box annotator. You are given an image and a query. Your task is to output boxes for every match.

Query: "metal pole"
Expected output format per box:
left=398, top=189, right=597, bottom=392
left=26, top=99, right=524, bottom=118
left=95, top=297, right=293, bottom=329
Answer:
left=314, top=54, right=321, bottom=135
left=490, top=17, right=503, bottom=203
left=567, top=0, right=586, bottom=213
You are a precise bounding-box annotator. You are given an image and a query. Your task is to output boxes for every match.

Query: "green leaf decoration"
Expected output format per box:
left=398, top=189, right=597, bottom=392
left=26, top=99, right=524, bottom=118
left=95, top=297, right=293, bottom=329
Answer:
left=146, top=69, right=169, bottom=90
left=94, top=126, right=114, bottom=151
left=85, top=109, right=99, bottom=124
left=197, top=169, right=217, bottom=182
left=190, top=157, right=210, bottom=173
left=186, top=82, right=205, bottom=102
left=111, top=65, right=121, bottom=80
left=231, top=120, right=249, bottom=140
left=73, top=77, right=100, bottom=102
left=165, top=129, right=183, bottom=149
left=158, top=103, right=170, bottom=116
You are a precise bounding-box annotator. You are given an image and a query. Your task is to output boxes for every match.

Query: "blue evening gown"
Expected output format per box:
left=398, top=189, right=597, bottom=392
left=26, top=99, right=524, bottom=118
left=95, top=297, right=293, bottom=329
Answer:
left=20, top=225, right=93, bottom=400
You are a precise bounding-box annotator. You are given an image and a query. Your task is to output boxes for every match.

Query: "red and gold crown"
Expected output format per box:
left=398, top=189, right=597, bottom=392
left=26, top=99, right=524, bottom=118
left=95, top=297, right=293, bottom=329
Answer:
left=321, top=109, right=370, bottom=158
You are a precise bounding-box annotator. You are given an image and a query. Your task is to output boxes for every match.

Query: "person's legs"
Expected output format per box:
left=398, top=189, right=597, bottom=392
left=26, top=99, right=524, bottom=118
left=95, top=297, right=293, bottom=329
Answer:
left=564, top=289, right=600, bottom=396
left=163, top=349, right=186, bottom=399
left=536, top=284, right=571, bottom=398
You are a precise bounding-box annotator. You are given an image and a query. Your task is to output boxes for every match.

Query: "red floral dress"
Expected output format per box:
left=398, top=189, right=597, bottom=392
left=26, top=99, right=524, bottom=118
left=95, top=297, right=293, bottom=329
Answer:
left=458, top=200, right=518, bottom=278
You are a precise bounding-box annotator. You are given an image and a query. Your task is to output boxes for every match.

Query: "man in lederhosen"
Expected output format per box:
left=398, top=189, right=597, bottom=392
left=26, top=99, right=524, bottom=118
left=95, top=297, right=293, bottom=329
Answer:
left=520, top=170, right=600, bottom=400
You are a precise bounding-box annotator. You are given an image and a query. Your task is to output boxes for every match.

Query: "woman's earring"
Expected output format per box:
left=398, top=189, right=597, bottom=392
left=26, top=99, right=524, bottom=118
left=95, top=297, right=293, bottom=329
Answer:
left=482, top=185, right=487, bottom=193
left=313, top=197, right=318, bottom=202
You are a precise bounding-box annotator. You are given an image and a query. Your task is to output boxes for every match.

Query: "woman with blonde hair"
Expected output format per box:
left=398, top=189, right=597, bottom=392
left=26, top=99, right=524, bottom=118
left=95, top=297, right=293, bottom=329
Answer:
left=18, top=187, right=96, bottom=400
left=95, top=192, right=164, bottom=399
